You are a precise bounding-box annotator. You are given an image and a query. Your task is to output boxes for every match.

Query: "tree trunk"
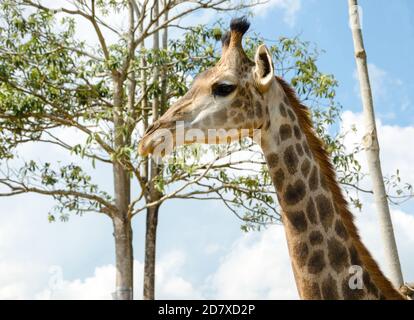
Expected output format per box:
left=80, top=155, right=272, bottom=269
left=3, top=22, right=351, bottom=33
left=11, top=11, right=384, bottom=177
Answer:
left=143, top=0, right=162, bottom=300
left=112, top=209, right=134, bottom=300
left=112, top=162, right=133, bottom=300
left=348, top=0, right=404, bottom=287
left=160, top=1, right=169, bottom=115
left=143, top=199, right=160, bottom=299
left=112, top=75, right=133, bottom=300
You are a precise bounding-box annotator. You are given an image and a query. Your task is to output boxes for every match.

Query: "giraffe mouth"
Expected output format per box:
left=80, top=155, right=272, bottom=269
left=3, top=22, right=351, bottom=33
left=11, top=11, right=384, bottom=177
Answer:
left=138, top=120, right=176, bottom=157
left=138, top=115, right=266, bottom=157
left=137, top=131, right=157, bottom=157
left=138, top=133, right=169, bottom=157
left=138, top=119, right=193, bottom=157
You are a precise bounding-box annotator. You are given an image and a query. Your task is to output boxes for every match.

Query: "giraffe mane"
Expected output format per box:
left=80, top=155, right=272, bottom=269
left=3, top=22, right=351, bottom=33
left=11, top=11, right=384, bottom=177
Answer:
left=275, top=76, right=404, bottom=300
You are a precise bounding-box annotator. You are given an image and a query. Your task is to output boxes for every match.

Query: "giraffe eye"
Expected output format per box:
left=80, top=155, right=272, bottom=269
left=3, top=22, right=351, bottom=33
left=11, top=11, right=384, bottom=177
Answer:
left=212, top=83, right=236, bottom=97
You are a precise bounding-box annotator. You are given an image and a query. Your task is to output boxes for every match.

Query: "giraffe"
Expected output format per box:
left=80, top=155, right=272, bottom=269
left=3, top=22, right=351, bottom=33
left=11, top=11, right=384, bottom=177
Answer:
left=138, top=17, right=404, bottom=300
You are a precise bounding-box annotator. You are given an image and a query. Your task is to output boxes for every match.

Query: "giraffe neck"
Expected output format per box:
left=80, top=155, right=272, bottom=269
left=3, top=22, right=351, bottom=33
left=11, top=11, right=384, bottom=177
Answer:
left=259, top=79, right=402, bottom=300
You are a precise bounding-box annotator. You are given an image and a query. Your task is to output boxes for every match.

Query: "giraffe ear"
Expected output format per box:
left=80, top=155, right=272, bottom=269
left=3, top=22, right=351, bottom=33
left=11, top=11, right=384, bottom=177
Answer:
left=254, top=44, right=274, bottom=93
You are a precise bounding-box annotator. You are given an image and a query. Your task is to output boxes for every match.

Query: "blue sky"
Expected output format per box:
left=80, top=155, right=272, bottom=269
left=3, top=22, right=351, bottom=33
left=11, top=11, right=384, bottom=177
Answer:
left=1, top=0, right=414, bottom=299
left=253, top=0, right=414, bottom=125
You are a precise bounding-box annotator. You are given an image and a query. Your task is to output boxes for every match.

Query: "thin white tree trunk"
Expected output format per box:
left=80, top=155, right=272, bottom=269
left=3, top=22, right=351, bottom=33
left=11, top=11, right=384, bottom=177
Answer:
left=143, top=0, right=162, bottom=300
left=112, top=1, right=136, bottom=300
left=160, top=1, right=169, bottom=115
left=112, top=76, right=133, bottom=300
left=348, top=0, right=403, bottom=287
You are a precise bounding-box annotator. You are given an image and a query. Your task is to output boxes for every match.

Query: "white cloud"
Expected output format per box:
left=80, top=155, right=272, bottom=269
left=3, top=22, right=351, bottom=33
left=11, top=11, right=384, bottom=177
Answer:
left=1, top=250, right=201, bottom=300
left=201, top=111, right=414, bottom=298
left=43, top=250, right=201, bottom=300
left=340, top=110, right=414, bottom=281
left=352, top=63, right=387, bottom=100
left=156, top=250, right=204, bottom=299
left=253, top=0, right=302, bottom=27
left=35, top=264, right=116, bottom=300
left=0, top=193, right=113, bottom=299
left=201, top=203, right=414, bottom=299
left=1, top=110, right=414, bottom=300
left=356, top=205, right=414, bottom=281
left=341, top=110, right=414, bottom=185
left=15, top=127, right=88, bottom=162
left=205, top=225, right=298, bottom=299
left=5, top=197, right=410, bottom=300
left=0, top=261, right=46, bottom=299
left=1, top=202, right=414, bottom=301
left=204, top=243, right=224, bottom=255
left=366, top=63, right=388, bottom=101
left=353, top=64, right=411, bottom=118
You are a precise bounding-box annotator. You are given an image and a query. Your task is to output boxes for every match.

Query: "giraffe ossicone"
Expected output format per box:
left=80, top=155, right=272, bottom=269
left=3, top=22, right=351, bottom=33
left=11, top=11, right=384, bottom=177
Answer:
left=138, top=17, right=404, bottom=300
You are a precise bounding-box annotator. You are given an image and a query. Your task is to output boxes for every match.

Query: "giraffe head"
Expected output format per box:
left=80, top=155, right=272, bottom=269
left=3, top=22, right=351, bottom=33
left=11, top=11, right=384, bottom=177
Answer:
left=138, top=17, right=276, bottom=156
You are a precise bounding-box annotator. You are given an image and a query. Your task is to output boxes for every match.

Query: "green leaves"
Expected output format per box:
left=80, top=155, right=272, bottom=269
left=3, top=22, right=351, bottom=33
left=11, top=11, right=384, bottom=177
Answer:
left=12, top=160, right=113, bottom=221
left=1, top=3, right=411, bottom=230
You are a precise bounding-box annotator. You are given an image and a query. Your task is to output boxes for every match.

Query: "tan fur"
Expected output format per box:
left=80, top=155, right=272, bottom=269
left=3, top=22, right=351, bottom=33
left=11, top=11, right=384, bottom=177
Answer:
left=276, top=76, right=404, bottom=300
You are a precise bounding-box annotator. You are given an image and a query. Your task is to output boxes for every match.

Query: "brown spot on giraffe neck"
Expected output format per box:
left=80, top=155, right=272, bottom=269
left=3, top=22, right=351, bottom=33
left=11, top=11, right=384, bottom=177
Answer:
left=293, top=125, right=302, bottom=140
left=295, top=143, right=304, bottom=156
left=341, top=278, right=364, bottom=300
left=363, top=272, right=381, bottom=297
left=272, top=169, right=285, bottom=192
left=301, top=159, right=311, bottom=177
left=308, top=166, right=319, bottom=191
left=335, top=220, right=349, bottom=240
left=302, top=280, right=322, bottom=300
left=327, top=237, right=349, bottom=273
left=293, top=241, right=309, bottom=268
left=267, top=153, right=279, bottom=168
left=321, top=274, right=339, bottom=299
left=287, top=109, right=296, bottom=121
left=302, top=142, right=312, bottom=158
left=320, top=170, right=329, bottom=190
left=279, top=103, right=287, bottom=117
left=279, top=124, right=293, bottom=141
left=283, top=179, right=306, bottom=206
left=309, top=230, right=323, bottom=245
left=306, top=197, right=318, bottom=224
left=315, top=194, right=334, bottom=231
left=349, top=245, right=362, bottom=266
left=283, top=146, right=299, bottom=175
left=286, top=210, right=308, bottom=233
left=307, top=250, right=326, bottom=274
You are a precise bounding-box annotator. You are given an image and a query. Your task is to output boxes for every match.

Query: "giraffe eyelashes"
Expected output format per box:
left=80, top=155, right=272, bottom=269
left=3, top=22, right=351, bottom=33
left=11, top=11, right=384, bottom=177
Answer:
left=212, top=83, right=237, bottom=97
